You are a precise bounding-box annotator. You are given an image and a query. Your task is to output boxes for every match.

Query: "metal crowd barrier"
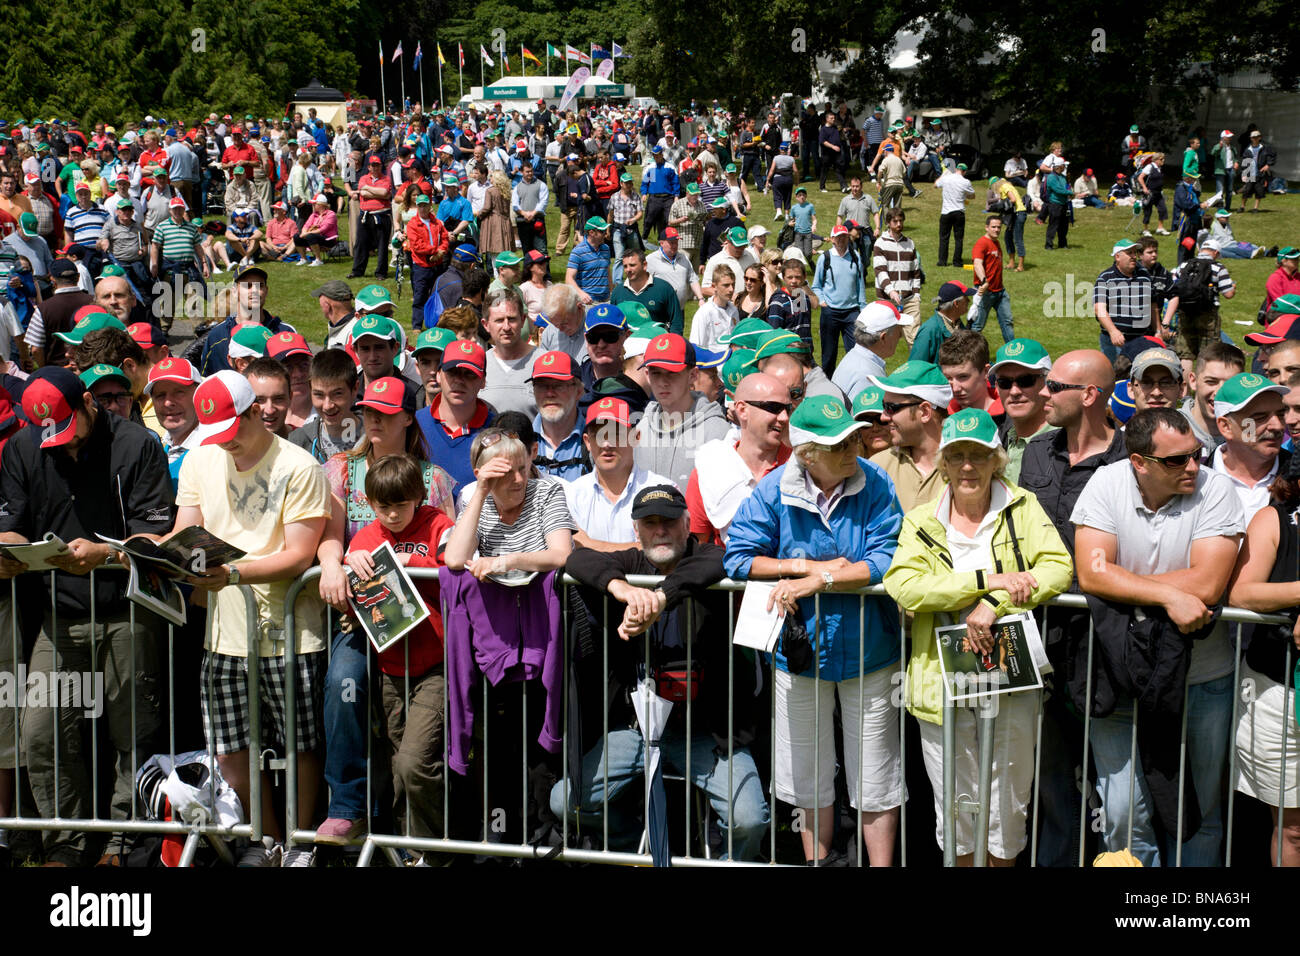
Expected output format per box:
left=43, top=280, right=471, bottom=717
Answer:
left=2, top=567, right=1294, bottom=868
left=0, top=571, right=268, bottom=866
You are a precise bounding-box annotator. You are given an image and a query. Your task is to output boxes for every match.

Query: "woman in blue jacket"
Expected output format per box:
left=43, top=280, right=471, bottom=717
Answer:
left=725, top=395, right=903, bottom=866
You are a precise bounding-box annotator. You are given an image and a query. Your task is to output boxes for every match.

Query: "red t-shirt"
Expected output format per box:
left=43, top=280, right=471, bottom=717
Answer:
left=972, top=236, right=1004, bottom=292
left=347, top=504, right=454, bottom=677
left=686, top=442, right=792, bottom=543
left=221, top=143, right=259, bottom=169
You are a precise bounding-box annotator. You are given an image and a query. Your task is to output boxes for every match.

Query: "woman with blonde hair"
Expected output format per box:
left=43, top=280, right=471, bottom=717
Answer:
left=477, top=168, right=514, bottom=261
left=78, top=159, right=106, bottom=202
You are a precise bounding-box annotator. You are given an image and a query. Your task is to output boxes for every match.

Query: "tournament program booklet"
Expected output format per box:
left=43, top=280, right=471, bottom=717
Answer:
left=98, top=527, right=246, bottom=578
left=0, top=532, right=69, bottom=571
left=934, top=613, right=1045, bottom=703
left=346, top=541, right=431, bottom=654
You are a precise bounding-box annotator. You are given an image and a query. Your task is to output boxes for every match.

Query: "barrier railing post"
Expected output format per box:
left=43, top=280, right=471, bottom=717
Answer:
left=972, top=700, right=995, bottom=868
left=942, top=686, right=956, bottom=867
left=684, top=601, right=693, bottom=857
left=1279, top=645, right=1293, bottom=867
left=241, top=584, right=263, bottom=843
left=726, top=585, right=734, bottom=862
left=559, top=586, right=568, bottom=849
left=1226, top=623, right=1243, bottom=865
left=1174, top=674, right=1191, bottom=868
left=601, top=594, right=609, bottom=851
left=1079, top=616, right=1095, bottom=867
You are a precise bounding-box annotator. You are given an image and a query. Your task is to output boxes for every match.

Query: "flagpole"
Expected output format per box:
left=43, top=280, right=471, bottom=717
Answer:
left=400, top=51, right=406, bottom=112
left=379, top=41, right=387, bottom=114
left=436, top=55, right=442, bottom=110
left=611, top=41, right=615, bottom=81
left=521, top=44, right=525, bottom=78
left=458, top=45, right=463, bottom=101
left=480, top=48, right=484, bottom=90
left=420, top=58, right=426, bottom=110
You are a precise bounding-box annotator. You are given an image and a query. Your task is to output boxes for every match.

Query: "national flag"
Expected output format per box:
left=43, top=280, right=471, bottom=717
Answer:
left=522, top=46, right=542, bottom=66
left=378, top=40, right=383, bottom=65
left=546, top=43, right=562, bottom=59
left=437, top=43, right=447, bottom=67
left=480, top=44, right=495, bottom=66
left=392, top=42, right=403, bottom=63
left=566, top=44, right=590, bottom=65
left=458, top=42, right=464, bottom=67
left=413, top=42, right=423, bottom=69
left=591, top=44, right=609, bottom=60
left=612, top=42, right=626, bottom=57
left=503, top=52, right=511, bottom=71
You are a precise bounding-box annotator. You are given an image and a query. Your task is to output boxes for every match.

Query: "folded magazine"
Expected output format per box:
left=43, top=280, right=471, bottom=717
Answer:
left=935, top=613, right=1045, bottom=703
left=345, top=542, right=431, bottom=654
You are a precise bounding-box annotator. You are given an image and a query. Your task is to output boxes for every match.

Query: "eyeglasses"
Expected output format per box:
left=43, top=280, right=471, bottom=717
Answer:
left=995, top=372, right=1044, bottom=391
left=742, top=399, right=793, bottom=416
left=1134, top=377, right=1180, bottom=392
left=745, top=276, right=760, bottom=283
left=585, top=328, right=622, bottom=345
left=882, top=400, right=921, bottom=415
left=95, top=391, right=133, bottom=407
left=788, top=386, right=805, bottom=401
left=1045, top=379, right=1088, bottom=394
left=820, top=436, right=858, bottom=453
left=1141, top=451, right=1199, bottom=469
left=946, top=449, right=994, bottom=466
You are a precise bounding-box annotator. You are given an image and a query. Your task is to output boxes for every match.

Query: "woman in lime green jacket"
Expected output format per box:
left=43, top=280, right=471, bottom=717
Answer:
left=884, top=408, right=1072, bottom=865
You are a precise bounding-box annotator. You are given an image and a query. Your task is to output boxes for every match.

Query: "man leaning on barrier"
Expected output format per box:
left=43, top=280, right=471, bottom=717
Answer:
left=0, top=366, right=174, bottom=867
left=555, top=484, right=770, bottom=860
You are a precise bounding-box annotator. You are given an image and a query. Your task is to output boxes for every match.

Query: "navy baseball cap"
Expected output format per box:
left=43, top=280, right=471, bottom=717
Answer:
left=584, top=303, right=627, bottom=333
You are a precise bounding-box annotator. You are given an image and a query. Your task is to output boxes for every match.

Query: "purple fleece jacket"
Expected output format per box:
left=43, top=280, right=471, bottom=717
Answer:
left=440, top=566, right=563, bottom=774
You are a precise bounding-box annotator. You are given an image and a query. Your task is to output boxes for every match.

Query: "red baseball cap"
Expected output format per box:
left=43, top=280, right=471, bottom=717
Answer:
left=126, top=322, right=167, bottom=349
left=528, top=350, right=577, bottom=382
left=639, top=333, right=695, bottom=373
left=23, top=173, right=38, bottom=185
left=144, top=356, right=201, bottom=395
left=662, top=227, right=680, bottom=240
left=585, top=396, right=631, bottom=428
left=440, top=339, right=486, bottom=378
left=72, top=303, right=104, bottom=324
left=168, top=196, right=187, bottom=208
left=355, top=376, right=415, bottom=414
left=266, top=330, right=312, bottom=361
left=193, top=370, right=256, bottom=446
left=1246, top=314, right=1300, bottom=347
left=22, top=367, right=84, bottom=449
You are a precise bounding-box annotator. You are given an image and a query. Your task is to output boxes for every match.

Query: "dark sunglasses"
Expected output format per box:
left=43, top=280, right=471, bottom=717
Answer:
left=788, top=386, right=805, bottom=401
left=995, top=372, right=1044, bottom=391
left=882, top=400, right=921, bottom=415
left=1141, top=451, right=1199, bottom=469
left=585, top=328, right=622, bottom=345
left=1045, top=379, right=1087, bottom=394
left=743, top=399, right=793, bottom=416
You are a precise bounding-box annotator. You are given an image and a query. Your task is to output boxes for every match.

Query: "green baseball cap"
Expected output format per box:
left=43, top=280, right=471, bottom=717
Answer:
left=940, top=407, right=1001, bottom=450
left=54, top=311, right=127, bottom=345
left=685, top=182, right=701, bottom=195
left=957, top=163, right=968, bottom=171
left=988, top=176, right=999, bottom=186
left=619, top=173, right=633, bottom=183
left=352, top=313, right=401, bottom=342
left=618, top=301, right=659, bottom=330
left=852, top=386, right=884, bottom=419
left=355, top=284, right=395, bottom=315
left=228, top=324, right=273, bottom=359
left=721, top=348, right=757, bottom=396
left=414, top=327, right=458, bottom=355
left=97, top=263, right=126, bottom=280
left=867, top=360, right=953, bottom=407
left=789, top=395, right=865, bottom=447
left=80, top=363, right=131, bottom=390
left=747, top=329, right=809, bottom=366
left=621, top=325, right=661, bottom=361
left=724, top=163, right=737, bottom=173
left=726, top=226, right=749, bottom=247
left=115, top=197, right=134, bottom=210
left=494, top=250, right=523, bottom=268
left=18, top=213, right=38, bottom=237
left=1277, top=247, right=1300, bottom=262
left=718, top=317, right=774, bottom=349
left=989, top=338, right=1051, bottom=375
left=441, top=175, right=460, bottom=187
left=1130, top=124, right=1140, bottom=133
left=414, top=192, right=431, bottom=204
left=232, top=165, right=245, bottom=175
left=1214, top=372, right=1289, bottom=419
left=709, top=196, right=729, bottom=209
left=1112, top=238, right=1140, bottom=255
left=584, top=216, right=609, bottom=232
left=1271, top=293, right=1300, bottom=313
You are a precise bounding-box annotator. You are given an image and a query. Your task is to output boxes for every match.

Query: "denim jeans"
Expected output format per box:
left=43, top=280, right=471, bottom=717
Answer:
left=1003, top=210, right=1028, bottom=259
left=323, top=626, right=373, bottom=819
left=818, top=304, right=859, bottom=377
left=549, top=725, right=770, bottom=861
left=1089, top=674, right=1233, bottom=866
left=970, top=289, right=1014, bottom=342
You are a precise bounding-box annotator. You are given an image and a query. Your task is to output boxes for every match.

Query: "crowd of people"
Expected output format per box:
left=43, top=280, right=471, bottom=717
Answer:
left=0, top=97, right=1296, bottom=870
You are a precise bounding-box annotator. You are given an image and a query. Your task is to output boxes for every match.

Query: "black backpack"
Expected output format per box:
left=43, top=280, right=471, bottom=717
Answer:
left=1174, top=258, right=1215, bottom=313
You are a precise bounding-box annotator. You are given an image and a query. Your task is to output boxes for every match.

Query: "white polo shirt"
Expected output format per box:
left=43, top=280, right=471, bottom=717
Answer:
left=1207, top=445, right=1280, bottom=522
left=561, top=466, right=675, bottom=544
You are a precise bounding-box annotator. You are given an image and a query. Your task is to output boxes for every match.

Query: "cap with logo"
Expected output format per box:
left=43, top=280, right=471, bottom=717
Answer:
left=494, top=250, right=524, bottom=268
left=126, top=321, right=167, bottom=350
left=451, top=243, right=479, bottom=263
left=1130, top=347, right=1183, bottom=382
left=852, top=387, right=884, bottom=419
left=583, top=303, right=627, bottom=333
left=694, top=346, right=727, bottom=370
left=193, top=370, right=257, bottom=445
left=989, top=338, right=1051, bottom=375
left=1245, top=314, right=1300, bottom=347
left=53, top=311, right=127, bottom=345
left=413, top=327, right=458, bottom=355
left=586, top=396, right=631, bottom=429
left=267, top=330, right=312, bottom=361
left=718, top=317, right=775, bottom=349
left=631, top=484, right=689, bottom=520
left=1214, top=372, right=1289, bottom=419
left=1112, top=238, right=1140, bottom=255
left=855, top=300, right=913, bottom=335
left=709, top=196, right=729, bottom=210
left=528, top=350, right=578, bottom=382
left=747, top=329, right=811, bottom=367
left=726, top=226, right=749, bottom=248
left=80, top=363, right=131, bottom=391
left=440, top=339, right=486, bottom=377
left=940, top=407, right=1001, bottom=450
left=352, top=314, right=401, bottom=345
left=584, top=216, right=609, bottom=232
left=721, top=349, right=757, bottom=396
left=788, top=395, right=866, bottom=447
left=640, top=333, right=695, bottom=373
left=22, top=366, right=87, bottom=449
left=355, top=284, right=395, bottom=315
left=356, top=376, right=417, bottom=415
left=227, top=324, right=274, bottom=360
left=144, top=356, right=202, bottom=395
left=867, top=360, right=954, bottom=407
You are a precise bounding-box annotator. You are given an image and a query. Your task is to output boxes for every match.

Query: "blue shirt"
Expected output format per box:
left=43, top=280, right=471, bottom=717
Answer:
left=508, top=154, right=544, bottom=186
left=567, top=239, right=612, bottom=300
left=790, top=201, right=816, bottom=234
left=811, top=245, right=867, bottom=310
left=640, top=161, right=679, bottom=198
left=437, top=195, right=473, bottom=227
left=862, top=115, right=885, bottom=143
left=532, top=414, right=589, bottom=482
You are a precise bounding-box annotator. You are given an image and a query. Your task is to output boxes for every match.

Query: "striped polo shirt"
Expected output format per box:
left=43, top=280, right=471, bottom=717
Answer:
left=65, top=205, right=110, bottom=244
left=567, top=238, right=611, bottom=300
left=152, top=219, right=199, bottom=261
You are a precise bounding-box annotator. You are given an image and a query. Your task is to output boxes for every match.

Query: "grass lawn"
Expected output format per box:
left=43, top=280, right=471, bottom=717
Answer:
left=236, top=171, right=1296, bottom=372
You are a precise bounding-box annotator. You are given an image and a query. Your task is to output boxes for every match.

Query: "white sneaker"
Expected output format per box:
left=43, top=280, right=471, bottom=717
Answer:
left=1156, top=228, right=1171, bottom=236
left=1141, top=230, right=1152, bottom=237
left=211, top=264, right=225, bottom=274
left=237, top=837, right=282, bottom=867
left=309, top=259, right=325, bottom=266
left=281, top=845, right=316, bottom=868
left=1251, top=246, right=1263, bottom=258
left=295, top=257, right=308, bottom=266
left=773, top=211, right=782, bottom=221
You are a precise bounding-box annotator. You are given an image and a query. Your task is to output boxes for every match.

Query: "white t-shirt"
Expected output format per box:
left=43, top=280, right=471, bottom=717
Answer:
left=935, top=171, right=975, bottom=215
left=688, top=299, right=738, bottom=353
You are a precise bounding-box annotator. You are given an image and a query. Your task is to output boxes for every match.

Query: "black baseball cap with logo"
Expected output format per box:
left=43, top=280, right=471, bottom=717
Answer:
left=631, top=485, right=688, bottom=520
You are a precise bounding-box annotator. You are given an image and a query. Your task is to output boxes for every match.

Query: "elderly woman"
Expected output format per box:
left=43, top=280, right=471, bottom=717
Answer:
left=725, top=395, right=904, bottom=866
left=1227, top=457, right=1300, bottom=866
left=293, top=193, right=338, bottom=266
left=477, top=169, right=514, bottom=262
left=444, top=428, right=574, bottom=583
left=884, top=407, right=1072, bottom=866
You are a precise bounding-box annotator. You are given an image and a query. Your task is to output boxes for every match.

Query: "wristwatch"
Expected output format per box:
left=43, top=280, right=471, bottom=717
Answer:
left=226, top=564, right=241, bottom=586
left=821, top=571, right=834, bottom=592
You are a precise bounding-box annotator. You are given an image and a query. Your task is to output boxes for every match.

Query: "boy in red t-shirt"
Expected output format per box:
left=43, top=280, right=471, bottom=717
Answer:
left=345, top=454, right=454, bottom=854
left=969, top=215, right=1014, bottom=342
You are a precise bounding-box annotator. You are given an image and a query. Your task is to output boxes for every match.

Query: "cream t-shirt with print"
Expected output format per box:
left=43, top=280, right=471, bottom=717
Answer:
left=177, top=436, right=331, bottom=657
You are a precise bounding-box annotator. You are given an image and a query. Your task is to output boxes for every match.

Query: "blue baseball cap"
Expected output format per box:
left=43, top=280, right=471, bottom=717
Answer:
left=694, top=346, right=727, bottom=370
left=1108, top=379, right=1136, bottom=424
left=651, top=144, right=663, bottom=154
left=584, top=303, right=627, bottom=333
left=451, top=243, right=479, bottom=263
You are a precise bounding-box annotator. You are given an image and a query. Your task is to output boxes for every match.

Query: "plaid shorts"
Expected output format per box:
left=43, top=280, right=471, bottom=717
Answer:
left=200, top=650, right=325, bottom=755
